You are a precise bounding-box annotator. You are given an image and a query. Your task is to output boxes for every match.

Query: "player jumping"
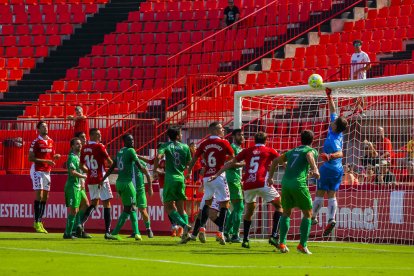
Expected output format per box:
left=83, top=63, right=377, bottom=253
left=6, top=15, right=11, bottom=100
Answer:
left=154, top=126, right=193, bottom=244
left=311, top=88, right=348, bottom=236
left=102, top=134, right=151, bottom=241
left=210, top=131, right=282, bottom=249
left=268, top=130, right=320, bottom=254
left=63, top=138, right=87, bottom=239
left=29, top=120, right=61, bottom=234
left=187, top=122, right=234, bottom=245
left=80, top=128, right=114, bottom=239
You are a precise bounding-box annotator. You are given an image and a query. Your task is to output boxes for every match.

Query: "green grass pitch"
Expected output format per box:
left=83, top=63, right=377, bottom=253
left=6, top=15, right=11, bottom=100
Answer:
left=0, top=232, right=413, bottom=275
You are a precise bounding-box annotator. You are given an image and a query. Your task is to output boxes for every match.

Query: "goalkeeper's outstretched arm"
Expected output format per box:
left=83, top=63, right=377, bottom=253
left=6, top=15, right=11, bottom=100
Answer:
left=326, top=88, right=336, bottom=114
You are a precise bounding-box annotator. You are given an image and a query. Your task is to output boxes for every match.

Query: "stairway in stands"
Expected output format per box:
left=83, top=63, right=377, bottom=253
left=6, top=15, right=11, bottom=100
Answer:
left=0, top=0, right=143, bottom=120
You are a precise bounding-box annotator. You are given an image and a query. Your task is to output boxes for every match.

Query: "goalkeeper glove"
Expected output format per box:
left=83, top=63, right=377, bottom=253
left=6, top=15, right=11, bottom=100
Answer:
left=320, top=153, right=332, bottom=162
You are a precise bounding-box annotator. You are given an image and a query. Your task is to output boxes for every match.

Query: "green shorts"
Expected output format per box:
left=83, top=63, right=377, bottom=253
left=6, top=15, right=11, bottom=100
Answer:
left=163, top=178, right=186, bottom=203
left=281, top=186, right=312, bottom=211
left=135, top=186, right=147, bottom=209
left=80, top=189, right=88, bottom=201
left=65, top=185, right=81, bottom=208
left=116, top=181, right=137, bottom=206
left=228, top=181, right=243, bottom=200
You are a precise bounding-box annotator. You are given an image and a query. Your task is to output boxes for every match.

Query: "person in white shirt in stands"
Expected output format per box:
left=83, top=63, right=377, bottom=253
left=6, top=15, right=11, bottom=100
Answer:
left=350, top=40, right=371, bottom=80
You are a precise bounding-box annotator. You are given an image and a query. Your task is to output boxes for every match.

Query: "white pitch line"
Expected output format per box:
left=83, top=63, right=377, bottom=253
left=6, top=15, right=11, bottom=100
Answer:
left=0, top=246, right=413, bottom=271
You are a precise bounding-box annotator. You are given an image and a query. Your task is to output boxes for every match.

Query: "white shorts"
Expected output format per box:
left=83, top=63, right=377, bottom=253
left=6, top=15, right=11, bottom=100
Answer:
left=244, top=185, right=280, bottom=204
left=200, top=197, right=220, bottom=211
left=88, top=182, right=113, bottom=201
left=31, top=167, right=51, bottom=191
left=202, top=174, right=230, bottom=203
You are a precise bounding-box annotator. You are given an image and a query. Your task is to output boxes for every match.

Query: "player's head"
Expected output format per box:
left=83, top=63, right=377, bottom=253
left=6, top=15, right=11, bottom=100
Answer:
left=301, top=130, right=314, bottom=146
left=332, top=116, right=348, bottom=133
left=228, top=0, right=234, bottom=8
left=377, top=126, right=385, bottom=139
left=36, top=120, right=48, bottom=135
left=232, top=129, right=244, bottom=145
left=122, top=133, right=134, bottom=148
left=209, top=121, right=225, bottom=137
left=189, top=142, right=196, bottom=153
left=254, top=131, right=267, bottom=144
left=75, top=106, right=83, bottom=117
left=353, top=40, right=362, bottom=53
left=167, top=126, right=182, bottom=142
left=89, top=128, right=101, bottom=142
left=75, top=131, right=87, bottom=146
left=70, top=137, right=82, bottom=153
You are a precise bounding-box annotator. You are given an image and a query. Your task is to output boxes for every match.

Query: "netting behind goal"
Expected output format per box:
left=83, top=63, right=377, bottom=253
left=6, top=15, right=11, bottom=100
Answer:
left=235, top=75, right=414, bottom=244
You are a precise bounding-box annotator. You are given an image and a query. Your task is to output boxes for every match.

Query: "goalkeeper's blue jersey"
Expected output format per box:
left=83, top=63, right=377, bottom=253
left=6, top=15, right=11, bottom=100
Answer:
left=323, top=113, right=343, bottom=169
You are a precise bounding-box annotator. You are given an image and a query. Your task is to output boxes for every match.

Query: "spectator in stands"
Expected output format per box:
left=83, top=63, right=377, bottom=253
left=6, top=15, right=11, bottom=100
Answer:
left=223, top=0, right=240, bottom=27
left=341, top=164, right=359, bottom=186
left=364, top=164, right=376, bottom=184
left=68, top=106, right=89, bottom=139
left=350, top=40, right=371, bottom=80
left=374, top=126, right=393, bottom=162
left=360, top=139, right=380, bottom=167
left=375, top=160, right=397, bottom=185
left=400, top=162, right=414, bottom=184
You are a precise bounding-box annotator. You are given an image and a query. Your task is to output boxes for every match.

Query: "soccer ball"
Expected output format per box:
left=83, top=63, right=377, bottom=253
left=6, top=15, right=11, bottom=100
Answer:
left=308, top=74, right=323, bottom=89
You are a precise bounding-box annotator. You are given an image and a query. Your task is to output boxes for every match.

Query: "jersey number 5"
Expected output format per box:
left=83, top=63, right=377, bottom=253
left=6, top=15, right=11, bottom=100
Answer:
left=248, top=156, right=260, bottom=173
left=85, top=155, right=98, bottom=170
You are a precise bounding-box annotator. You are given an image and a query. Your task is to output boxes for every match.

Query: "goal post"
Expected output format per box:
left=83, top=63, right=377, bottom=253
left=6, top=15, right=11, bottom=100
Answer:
left=233, top=74, right=414, bottom=244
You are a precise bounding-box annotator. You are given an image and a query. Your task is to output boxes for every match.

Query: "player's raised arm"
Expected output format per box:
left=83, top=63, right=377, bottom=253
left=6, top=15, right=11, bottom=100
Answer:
left=326, top=88, right=336, bottom=114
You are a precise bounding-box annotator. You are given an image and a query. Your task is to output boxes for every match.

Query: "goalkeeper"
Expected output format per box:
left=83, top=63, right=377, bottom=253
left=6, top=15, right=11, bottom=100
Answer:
left=311, top=88, right=348, bottom=236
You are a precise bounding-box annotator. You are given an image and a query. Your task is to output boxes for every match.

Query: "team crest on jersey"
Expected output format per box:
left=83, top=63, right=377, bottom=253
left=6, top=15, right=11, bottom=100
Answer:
left=246, top=173, right=257, bottom=183
left=206, top=168, right=216, bottom=175
left=90, top=169, right=98, bottom=178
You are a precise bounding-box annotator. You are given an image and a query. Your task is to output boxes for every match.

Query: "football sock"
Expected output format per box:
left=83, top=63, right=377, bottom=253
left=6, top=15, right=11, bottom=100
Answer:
left=104, top=207, right=111, bottom=234
left=328, top=198, right=338, bottom=221
left=312, top=196, right=324, bottom=217
left=271, top=211, right=282, bottom=238
left=192, top=216, right=201, bottom=236
left=279, top=216, right=290, bottom=245
left=145, top=221, right=151, bottom=229
left=81, top=205, right=95, bottom=225
left=243, top=219, right=252, bottom=242
left=34, top=200, right=40, bottom=222
left=64, top=214, right=76, bottom=235
left=300, top=218, right=311, bottom=247
left=199, top=205, right=210, bottom=228
left=180, top=213, right=189, bottom=225
left=112, top=211, right=129, bottom=235
left=232, top=200, right=244, bottom=236
left=216, top=207, right=228, bottom=232
left=211, top=217, right=219, bottom=227
left=169, top=210, right=186, bottom=227
left=167, top=214, right=176, bottom=227
left=75, top=209, right=85, bottom=227
left=130, top=211, right=140, bottom=235
left=39, top=201, right=46, bottom=221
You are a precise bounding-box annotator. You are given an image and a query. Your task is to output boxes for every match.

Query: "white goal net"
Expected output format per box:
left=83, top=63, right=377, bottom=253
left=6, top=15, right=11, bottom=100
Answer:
left=234, top=74, right=414, bottom=244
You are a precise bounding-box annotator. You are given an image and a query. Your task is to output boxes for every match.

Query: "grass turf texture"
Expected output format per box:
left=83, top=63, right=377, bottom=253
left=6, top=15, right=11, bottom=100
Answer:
left=0, top=232, right=413, bottom=275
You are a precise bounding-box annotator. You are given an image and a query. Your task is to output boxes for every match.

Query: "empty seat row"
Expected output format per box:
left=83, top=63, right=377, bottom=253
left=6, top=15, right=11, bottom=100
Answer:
left=1, top=24, right=74, bottom=36
left=0, top=3, right=99, bottom=14
left=0, top=35, right=62, bottom=46
left=0, top=57, right=36, bottom=69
